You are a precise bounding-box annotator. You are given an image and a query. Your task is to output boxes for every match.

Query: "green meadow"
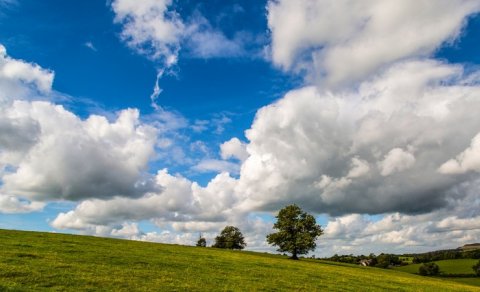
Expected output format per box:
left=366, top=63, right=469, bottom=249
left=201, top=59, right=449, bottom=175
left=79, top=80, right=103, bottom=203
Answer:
left=0, top=229, right=479, bottom=291
left=395, top=259, right=479, bottom=275
left=394, top=259, right=480, bottom=288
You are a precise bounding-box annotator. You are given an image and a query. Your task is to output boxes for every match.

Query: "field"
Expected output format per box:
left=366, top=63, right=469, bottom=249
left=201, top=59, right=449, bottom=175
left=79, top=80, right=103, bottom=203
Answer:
left=394, top=259, right=478, bottom=275
left=394, top=259, right=480, bottom=288
left=0, top=229, right=479, bottom=291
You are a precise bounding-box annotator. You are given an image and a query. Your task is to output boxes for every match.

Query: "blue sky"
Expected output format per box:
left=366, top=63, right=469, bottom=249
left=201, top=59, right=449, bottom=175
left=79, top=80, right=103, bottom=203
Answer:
left=1, top=0, right=480, bottom=256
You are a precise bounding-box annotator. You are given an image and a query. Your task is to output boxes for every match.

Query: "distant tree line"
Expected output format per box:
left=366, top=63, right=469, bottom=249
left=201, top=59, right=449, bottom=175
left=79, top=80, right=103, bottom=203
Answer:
left=409, top=249, right=480, bottom=263
left=325, top=253, right=403, bottom=268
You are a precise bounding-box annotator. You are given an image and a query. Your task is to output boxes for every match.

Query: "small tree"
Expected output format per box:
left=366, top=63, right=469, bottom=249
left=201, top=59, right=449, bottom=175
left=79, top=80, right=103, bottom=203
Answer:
left=212, top=226, right=246, bottom=250
left=418, top=262, right=440, bottom=276
left=472, top=260, right=480, bottom=276
left=196, top=234, right=206, bottom=247
left=267, top=204, right=323, bottom=260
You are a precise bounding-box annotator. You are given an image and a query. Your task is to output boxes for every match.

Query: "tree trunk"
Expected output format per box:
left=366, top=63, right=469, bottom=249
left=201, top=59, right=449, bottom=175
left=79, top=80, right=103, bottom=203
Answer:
left=291, top=251, right=299, bottom=260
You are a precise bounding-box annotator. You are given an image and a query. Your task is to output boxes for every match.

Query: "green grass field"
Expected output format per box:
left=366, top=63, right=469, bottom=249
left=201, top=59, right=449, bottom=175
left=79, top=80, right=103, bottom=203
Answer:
left=394, top=259, right=478, bottom=275
left=0, top=229, right=479, bottom=291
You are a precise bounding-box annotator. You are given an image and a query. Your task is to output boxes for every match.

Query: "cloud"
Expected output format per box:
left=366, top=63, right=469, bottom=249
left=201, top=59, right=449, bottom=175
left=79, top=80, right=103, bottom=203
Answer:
left=236, top=60, right=480, bottom=215
left=1, top=102, right=159, bottom=201
left=378, top=148, right=415, bottom=176
left=319, top=180, right=480, bottom=256
left=112, top=0, right=184, bottom=66
left=220, top=138, right=248, bottom=162
left=84, top=41, right=97, bottom=52
left=0, top=194, right=44, bottom=213
left=267, top=0, right=480, bottom=87
left=0, top=44, right=54, bottom=102
left=0, top=45, right=165, bottom=208
left=439, top=132, right=480, bottom=174
left=184, top=14, right=245, bottom=58
left=51, top=169, right=241, bottom=231
left=191, top=159, right=240, bottom=174
left=111, top=0, right=245, bottom=65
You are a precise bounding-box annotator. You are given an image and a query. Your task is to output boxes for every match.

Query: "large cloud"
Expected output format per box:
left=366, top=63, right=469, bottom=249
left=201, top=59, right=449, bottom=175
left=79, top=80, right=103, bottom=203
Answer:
left=319, top=179, right=480, bottom=256
left=267, top=0, right=480, bottom=87
left=237, top=60, right=480, bottom=215
left=0, top=45, right=162, bottom=209
left=51, top=170, right=239, bottom=229
left=1, top=102, right=158, bottom=201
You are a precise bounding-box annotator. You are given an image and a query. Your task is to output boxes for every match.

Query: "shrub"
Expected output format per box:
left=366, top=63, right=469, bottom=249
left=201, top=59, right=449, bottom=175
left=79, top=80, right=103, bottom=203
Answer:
left=418, top=262, right=440, bottom=276
left=472, top=260, right=480, bottom=276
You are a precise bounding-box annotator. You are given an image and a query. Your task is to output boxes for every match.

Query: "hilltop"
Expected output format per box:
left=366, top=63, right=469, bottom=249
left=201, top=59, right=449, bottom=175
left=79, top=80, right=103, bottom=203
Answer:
left=0, top=229, right=478, bottom=291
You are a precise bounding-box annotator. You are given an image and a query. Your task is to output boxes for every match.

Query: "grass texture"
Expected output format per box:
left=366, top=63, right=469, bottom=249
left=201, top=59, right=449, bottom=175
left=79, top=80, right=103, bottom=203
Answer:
left=0, top=229, right=478, bottom=291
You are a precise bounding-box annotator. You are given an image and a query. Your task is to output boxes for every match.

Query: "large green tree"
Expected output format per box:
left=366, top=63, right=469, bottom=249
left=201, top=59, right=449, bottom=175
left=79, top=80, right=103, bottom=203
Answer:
left=212, top=226, right=246, bottom=250
left=267, top=204, right=323, bottom=260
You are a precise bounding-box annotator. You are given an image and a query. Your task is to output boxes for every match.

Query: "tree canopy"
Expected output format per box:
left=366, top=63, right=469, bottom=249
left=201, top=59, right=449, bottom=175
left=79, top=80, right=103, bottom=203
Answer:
left=196, top=235, right=206, bottom=247
left=267, top=204, right=323, bottom=260
left=212, top=226, right=246, bottom=250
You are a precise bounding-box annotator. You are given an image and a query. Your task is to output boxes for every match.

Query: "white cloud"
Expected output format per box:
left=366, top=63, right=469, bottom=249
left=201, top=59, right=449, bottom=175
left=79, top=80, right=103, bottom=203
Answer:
left=319, top=181, right=480, bottom=256
left=267, top=0, right=480, bottom=87
left=0, top=102, right=159, bottom=201
left=184, top=14, right=244, bottom=58
left=439, top=133, right=480, bottom=174
left=111, top=0, right=245, bottom=65
left=220, top=138, right=248, bottom=162
left=192, top=159, right=240, bottom=174
left=236, top=60, right=480, bottom=215
left=378, top=148, right=415, bottom=176
left=0, top=44, right=54, bottom=102
left=346, top=157, right=370, bottom=178
left=51, top=170, right=240, bottom=229
left=0, top=194, right=44, bottom=213
left=84, top=41, right=97, bottom=52
left=112, top=0, right=184, bottom=66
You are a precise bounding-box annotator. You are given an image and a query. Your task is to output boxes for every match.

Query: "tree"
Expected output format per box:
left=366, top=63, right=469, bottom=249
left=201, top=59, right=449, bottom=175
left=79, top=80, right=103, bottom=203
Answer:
left=375, top=254, right=401, bottom=268
left=196, top=234, right=206, bottom=247
left=212, top=226, right=246, bottom=250
left=266, top=204, right=323, bottom=260
left=418, top=262, right=440, bottom=276
left=472, top=260, right=480, bottom=276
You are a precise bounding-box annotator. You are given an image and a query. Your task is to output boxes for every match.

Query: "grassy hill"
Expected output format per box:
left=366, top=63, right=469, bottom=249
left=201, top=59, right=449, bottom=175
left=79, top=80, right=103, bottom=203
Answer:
left=0, top=229, right=479, bottom=291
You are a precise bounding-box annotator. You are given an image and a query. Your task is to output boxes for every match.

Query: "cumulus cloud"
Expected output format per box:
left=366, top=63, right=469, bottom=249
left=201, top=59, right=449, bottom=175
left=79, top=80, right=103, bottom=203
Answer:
left=439, top=132, right=480, bottom=174
left=220, top=138, right=248, bottom=162
left=267, top=0, right=480, bottom=87
left=0, top=45, right=165, bottom=211
left=319, top=180, right=480, bottom=256
left=51, top=170, right=240, bottom=229
left=0, top=194, right=44, bottom=213
left=378, top=148, right=415, bottom=176
left=50, top=170, right=273, bottom=248
left=0, top=103, right=159, bottom=201
left=236, top=60, right=480, bottom=215
left=0, top=44, right=54, bottom=102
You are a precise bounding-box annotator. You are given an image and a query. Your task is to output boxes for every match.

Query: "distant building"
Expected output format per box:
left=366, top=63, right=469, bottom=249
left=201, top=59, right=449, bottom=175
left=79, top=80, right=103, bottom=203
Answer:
left=359, top=259, right=373, bottom=267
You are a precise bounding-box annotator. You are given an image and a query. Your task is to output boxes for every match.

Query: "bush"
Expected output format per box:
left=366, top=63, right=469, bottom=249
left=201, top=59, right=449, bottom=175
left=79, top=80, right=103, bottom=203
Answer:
left=418, top=262, right=440, bottom=276
left=472, top=260, right=480, bottom=276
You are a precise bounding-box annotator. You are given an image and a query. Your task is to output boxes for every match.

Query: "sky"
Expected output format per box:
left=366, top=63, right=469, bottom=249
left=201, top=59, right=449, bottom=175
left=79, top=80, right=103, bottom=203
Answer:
left=1, top=0, right=480, bottom=257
